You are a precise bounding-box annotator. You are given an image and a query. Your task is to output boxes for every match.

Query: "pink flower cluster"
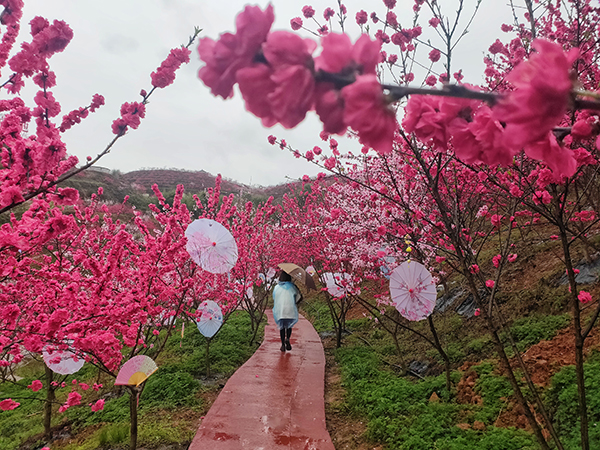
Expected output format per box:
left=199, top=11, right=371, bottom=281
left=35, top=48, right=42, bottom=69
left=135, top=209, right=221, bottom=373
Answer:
left=28, top=379, right=43, bottom=391
left=58, top=391, right=81, bottom=413
left=91, top=398, right=105, bottom=412
left=59, top=94, right=105, bottom=132
left=151, top=47, right=191, bottom=89
left=0, top=398, right=20, bottom=410
left=403, top=39, right=579, bottom=178
left=111, top=101, right=146, bottom=136
left=198, top=5, right=397, bottom=155
left=578, top=290, right=593, bottom=304
left=7, top=17, right=73, bottom=93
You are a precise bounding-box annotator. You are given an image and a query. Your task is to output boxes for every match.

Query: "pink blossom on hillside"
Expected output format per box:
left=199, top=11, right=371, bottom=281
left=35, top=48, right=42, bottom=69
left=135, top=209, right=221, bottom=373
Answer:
left=198, top=4, right=274, bottom=98
left=91, top=399, right=105, bottom=412
left=533, top=190, right=552, bottom=205
left=1, top=185, right=25, bottom=208
left=0, top=398, right=19, bottom=410
left=28, top=380, right=43, bottom=391
left=341, top=74, right=397, bottom=155
left=486, top=280, right=495, bottom=288
left=493, top=39, right=578, bottom=149
left=579, top=291, right=592, bottom=304
left=490, top=214, right=502, bottom=228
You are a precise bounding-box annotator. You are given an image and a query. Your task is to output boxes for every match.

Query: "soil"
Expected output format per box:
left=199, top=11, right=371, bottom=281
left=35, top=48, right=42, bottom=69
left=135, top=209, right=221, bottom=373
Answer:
left=454, top=319, right=600, bottom=434
left=518, top=324, right=600, bottom=387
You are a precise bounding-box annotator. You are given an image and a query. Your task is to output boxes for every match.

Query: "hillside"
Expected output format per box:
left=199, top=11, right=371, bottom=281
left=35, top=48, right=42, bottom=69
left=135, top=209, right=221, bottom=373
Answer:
left=59, top=167, right=304, bottom=206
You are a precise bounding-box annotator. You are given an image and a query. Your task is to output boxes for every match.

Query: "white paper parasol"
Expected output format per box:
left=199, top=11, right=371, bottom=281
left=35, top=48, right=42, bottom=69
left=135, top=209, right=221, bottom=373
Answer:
left=389, top=260, right=437, bottom=321
left=42, top=346, right=85, bottom=375
left=185, top=219, right=238, bottom=274
left=196, top=300, right=223, bottom=338
left=322, top=272, right=358, bottom=297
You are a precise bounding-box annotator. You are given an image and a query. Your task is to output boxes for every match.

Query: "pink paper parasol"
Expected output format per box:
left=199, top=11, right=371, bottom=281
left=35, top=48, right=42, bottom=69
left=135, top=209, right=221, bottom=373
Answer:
left=389, top=260, right=437, bottom=321
left=185, top=219, right=238, bottom=274
left=114, top=355, right=158, bottom=386
left=42, top=346, right=85, bottom=375
left=196, top=300, right=223, bottom=338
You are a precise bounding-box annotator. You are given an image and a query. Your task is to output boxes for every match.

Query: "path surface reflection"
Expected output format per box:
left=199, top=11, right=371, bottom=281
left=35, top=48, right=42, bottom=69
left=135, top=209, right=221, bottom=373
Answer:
left=189, top=311, right=334, bottom=449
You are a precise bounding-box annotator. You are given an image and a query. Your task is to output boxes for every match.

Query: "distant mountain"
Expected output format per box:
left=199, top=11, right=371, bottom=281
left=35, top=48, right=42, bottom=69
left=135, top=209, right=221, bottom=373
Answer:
left=60, top=167, right=304, bottom=206
left=120, top=169, right=248, bottom=196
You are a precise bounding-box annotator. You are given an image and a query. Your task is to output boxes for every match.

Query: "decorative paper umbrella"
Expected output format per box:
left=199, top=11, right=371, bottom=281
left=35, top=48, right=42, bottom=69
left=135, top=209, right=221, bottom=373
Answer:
left=185, top=219, right=238, bottom=273
left=389, top=260, right=437, bottom=321
left=115, top=355, right=158, bottom=386
left=322, top=272, right=357, bottom=297
left=278, top=263, right=317, bottom=291
left=379, top=255, right=397, bottom=280
left=196, top=300, right=223, bottom=338
left=42, top=346, right=85, bottom=375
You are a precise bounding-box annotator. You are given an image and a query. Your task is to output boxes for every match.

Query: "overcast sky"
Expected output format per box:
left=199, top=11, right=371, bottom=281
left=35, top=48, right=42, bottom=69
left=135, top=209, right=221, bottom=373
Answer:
left=8, top=1, right=514, bottom=187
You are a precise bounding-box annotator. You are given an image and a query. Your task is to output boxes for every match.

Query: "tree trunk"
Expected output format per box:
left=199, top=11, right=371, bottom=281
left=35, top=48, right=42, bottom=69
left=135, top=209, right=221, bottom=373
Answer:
left=43, top=366, right=55, bottom=439
left=206, top=339, right=211, bottom=378
left=427, top=316, right=451, bottom=393
left=489, top=326, right=550, bottom=450
left=561, top=230, right=590, bottom=450
left=129, top=386, right=138, bottom=450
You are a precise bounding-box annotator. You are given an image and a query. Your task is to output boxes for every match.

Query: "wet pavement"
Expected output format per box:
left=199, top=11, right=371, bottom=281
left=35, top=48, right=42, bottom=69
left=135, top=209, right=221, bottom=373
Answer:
left=189, top=311, right=335, bottom=450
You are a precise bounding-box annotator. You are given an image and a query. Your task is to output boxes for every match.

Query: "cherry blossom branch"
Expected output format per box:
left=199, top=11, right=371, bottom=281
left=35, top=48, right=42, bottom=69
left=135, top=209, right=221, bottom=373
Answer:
left=0, top=27, right=202, bottom=217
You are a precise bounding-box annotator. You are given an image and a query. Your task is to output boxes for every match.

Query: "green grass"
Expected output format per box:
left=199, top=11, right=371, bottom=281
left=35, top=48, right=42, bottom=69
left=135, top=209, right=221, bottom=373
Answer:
left=504, top=313, right=571, bottom=353
left=301, top=298, right=334, bottom=332
left=335, top=346, right=540, bottom=450
left=547, top=354, right=600, bottom=450
left=0, top=310, right=264, bottom=450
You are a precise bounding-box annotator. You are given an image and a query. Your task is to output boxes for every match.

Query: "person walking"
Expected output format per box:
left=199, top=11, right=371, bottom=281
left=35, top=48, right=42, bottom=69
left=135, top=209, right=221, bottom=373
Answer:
left=272, top=270, right=303, bottom=352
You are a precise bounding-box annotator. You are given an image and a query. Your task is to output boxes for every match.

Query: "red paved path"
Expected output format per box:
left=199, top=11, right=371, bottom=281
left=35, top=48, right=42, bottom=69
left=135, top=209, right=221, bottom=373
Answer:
left=189, top=311, right=335, bottom=450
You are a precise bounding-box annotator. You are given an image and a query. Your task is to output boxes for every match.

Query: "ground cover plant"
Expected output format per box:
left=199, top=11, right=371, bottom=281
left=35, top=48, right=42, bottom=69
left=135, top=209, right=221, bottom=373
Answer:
left=0, top=311, right=263, bottom=450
